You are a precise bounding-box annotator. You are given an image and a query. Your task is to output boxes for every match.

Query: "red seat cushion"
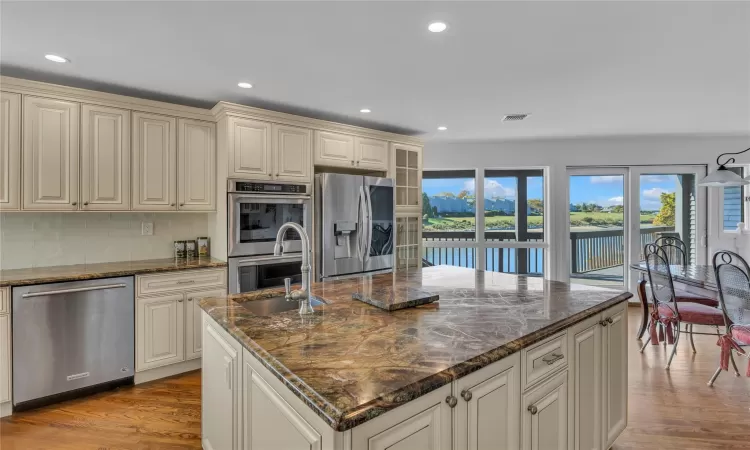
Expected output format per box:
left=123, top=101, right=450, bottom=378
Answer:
left=732, top=325, right=750, bottom=345
left=658, top=302, right=725, bottom=326
left=674, top=290, right=719, bottom=308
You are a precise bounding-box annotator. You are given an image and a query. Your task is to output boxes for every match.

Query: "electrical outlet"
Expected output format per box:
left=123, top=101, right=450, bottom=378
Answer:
left=141, top=222, right=154, bottom=236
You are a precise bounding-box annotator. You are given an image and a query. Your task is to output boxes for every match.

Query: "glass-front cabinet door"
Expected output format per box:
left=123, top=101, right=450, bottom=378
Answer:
left=393, top=144, right=422, bottom=210
left=396, top=214, right=421, bottom=270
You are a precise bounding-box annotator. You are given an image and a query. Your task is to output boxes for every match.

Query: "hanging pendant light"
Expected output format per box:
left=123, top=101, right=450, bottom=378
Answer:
left=698, top=146, right=750, bottom=187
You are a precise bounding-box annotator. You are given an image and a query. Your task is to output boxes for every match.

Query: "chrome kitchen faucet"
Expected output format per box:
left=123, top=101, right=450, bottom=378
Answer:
left=274, top=222, right=314, bottom=315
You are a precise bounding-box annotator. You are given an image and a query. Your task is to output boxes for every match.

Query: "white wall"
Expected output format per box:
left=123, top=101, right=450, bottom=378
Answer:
left=0, top=213, right=209, bottom=270
left=424, top=134, right=750, bottom=281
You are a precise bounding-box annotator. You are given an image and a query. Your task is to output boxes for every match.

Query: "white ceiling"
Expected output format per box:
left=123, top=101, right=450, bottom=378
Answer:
left=1, top=1, right=749, bottom=142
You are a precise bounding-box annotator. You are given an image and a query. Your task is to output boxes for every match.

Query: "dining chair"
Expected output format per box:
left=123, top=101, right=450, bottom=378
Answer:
left=653, top=236, right=719, bottom=308
left=641, top=244, right=725, bottom=369
left=708, top=250, right=749, bottom=386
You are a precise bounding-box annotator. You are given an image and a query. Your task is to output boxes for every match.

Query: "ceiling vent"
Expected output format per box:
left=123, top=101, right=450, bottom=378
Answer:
left=502, top=114, right=530, bottom=122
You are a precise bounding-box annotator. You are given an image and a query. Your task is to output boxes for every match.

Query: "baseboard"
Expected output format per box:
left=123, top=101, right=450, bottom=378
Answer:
left=134, top=358, right=201, bottom=385
left=1, top=401, right=12, bottom=418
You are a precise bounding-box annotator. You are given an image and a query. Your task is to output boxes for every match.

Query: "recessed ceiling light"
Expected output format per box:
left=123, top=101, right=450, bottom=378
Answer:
left=502, top=114, right=530, bottom=122
left=428, top=22, right=448, bottom=33
left=237, top=82, right=253, bottom=89
left=360, top=108, right=371, bottom=113
left=44, top=54, right=68, bottom=63
left=437, top=126, right=448, bottom=131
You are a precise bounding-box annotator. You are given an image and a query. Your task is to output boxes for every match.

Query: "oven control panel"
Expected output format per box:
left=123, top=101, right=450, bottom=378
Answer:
left=232, top=181, right=307, bottom=195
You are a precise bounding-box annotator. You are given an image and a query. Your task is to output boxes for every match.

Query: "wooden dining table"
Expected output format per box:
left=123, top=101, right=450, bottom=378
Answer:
left=629, top=262, right=718, bottom=338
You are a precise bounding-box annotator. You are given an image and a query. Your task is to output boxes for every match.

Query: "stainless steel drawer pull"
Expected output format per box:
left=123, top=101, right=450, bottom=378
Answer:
left=22, top=283, right=128, bottom=298
left=542, top=353, right=564, bottom=365
left=176, top=280, right=195, bottom=285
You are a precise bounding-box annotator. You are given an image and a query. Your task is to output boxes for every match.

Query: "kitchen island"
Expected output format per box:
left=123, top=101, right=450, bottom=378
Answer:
left=199, top=265, right=632, bottom=450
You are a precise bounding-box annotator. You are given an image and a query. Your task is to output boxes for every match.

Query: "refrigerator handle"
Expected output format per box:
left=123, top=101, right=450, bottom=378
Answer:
left=357, top=186, right=366, bottom=260
left=364, top=186, right=373, bottom=260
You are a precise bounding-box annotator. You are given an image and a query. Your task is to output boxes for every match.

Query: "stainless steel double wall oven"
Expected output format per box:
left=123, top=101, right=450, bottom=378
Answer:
left=227, top=180, right=311, bottom=294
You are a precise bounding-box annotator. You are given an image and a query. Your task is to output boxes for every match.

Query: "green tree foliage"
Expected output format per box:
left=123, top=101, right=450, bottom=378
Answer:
left=422, top=192, right=433, bottom=218
left=528, top=198, right=544, bottom=214
left=610, top=205, right=624, bottom=214
left=653, top=192, right=676, bottom=226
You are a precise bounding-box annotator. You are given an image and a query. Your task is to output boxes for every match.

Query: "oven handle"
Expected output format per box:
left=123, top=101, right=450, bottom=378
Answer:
left=235, top=255, right=303, bottom=267
left=228, top=194, right=311, bottom=204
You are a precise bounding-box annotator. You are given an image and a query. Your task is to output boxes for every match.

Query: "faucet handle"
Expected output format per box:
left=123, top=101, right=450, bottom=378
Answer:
left=284, top=278, right=292, bottom=300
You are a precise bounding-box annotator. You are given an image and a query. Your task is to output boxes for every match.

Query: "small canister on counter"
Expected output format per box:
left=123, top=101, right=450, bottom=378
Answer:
left=186, top=240, right=197, bottom=259
left=197, top=236, right=210, bottom=258
left=174, top=240, right=186, bottom=259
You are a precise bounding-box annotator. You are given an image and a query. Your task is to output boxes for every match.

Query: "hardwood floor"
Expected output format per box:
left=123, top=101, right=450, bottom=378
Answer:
left=1, top=307, right=748, bottom=449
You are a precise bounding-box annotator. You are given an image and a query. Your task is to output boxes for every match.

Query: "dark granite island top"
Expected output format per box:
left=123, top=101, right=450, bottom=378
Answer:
left=199, top=265, right=632, bottom=432
left=0, top=257, right=227, bottom=287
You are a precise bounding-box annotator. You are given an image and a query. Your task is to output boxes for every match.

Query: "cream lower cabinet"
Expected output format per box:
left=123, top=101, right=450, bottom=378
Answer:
left=1, top=287, right=11, bottom=417
left=568, top=302, right=628, bottom=450
left=454, top=353, right=521, bottom=450
left=135, top=269, right=226, bottom=377
left=203, top=315, right=242, bottom=450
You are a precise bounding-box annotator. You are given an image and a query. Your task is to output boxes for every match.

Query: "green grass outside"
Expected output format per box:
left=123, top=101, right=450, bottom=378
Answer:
left=423, top=211, right=658, bottom=232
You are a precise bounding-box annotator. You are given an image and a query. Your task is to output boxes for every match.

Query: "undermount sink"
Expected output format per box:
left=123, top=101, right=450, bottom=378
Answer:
left=239, top=295, right=325, bottom=316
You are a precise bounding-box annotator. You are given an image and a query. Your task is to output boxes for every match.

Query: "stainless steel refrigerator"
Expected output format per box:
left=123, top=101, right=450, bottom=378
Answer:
left=315, top=173, right=395, bottom=280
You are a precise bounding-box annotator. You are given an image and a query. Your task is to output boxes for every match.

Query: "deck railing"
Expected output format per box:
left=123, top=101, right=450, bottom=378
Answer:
left=422, top=226, right=674, bottom=275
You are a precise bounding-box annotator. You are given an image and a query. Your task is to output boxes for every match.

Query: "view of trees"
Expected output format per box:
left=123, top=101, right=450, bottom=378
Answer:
left=653, top=192, right=675, bottom=226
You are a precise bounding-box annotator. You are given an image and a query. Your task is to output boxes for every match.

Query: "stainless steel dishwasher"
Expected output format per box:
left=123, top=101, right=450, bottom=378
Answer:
left=12, top=276, right=134, bottom=409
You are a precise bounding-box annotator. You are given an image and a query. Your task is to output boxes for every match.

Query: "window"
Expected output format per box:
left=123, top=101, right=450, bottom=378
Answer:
left=723, top=167, right=744, bottom=232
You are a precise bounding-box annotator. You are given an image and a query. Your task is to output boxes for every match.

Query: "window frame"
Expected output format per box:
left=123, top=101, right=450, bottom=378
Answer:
left=719, top=164, right=748, bottom=234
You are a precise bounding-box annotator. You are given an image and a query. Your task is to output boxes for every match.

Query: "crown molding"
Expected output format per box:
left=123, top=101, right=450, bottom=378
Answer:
left=212, top=101, right=423, bottom=146
left=0, top=76, right=215, bottom=122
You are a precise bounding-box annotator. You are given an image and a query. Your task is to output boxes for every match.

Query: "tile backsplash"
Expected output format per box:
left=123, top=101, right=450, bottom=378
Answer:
left=0, top=213, right=210, bottom=270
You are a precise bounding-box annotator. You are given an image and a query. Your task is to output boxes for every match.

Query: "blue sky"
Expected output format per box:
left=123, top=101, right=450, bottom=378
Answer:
left=423, top=174, right=680, bottom=211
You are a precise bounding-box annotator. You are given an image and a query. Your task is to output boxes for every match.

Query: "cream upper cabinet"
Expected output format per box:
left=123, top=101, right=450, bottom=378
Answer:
left=22, top=96, right=80, bottom=211
left=454, top=353, right=520, bottom=450
left=178, top=118, right=215, bottom=211
left=136, top=293, right=185, bottom=371
left=273, top=124, right=311, bottom=182
left=0, top=92, right=21, bottom=210
left=521, top=371, right=568, bottom=450
left=80, top=104, right=131, bottom=211
left=228, top=117, right=272, bottom=179
left=601, top=303, right=627, bottom=449
left=391, top=143, right=422, bottom=212
left=354, top=137, right=388, bottom=171
left=132, top=112, right=177, bottom=210
left=314, top=131, right=355, bottom=167
left=568, top=314, right=603, bottom=450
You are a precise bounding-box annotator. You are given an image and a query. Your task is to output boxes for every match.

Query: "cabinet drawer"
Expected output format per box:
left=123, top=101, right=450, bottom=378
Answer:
left=0, top=288, right=8, bottom=314
left=137, top=269, right=226, bottom=296
left=521, top=331, right=567, bottom=390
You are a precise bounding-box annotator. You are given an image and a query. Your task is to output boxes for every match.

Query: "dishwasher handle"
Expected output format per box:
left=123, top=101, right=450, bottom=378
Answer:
left=21, top=283, right=128, bottom=298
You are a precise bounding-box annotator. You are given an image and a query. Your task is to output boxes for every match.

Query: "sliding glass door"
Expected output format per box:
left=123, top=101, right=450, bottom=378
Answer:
left=568, top=168, right=629, bottom=287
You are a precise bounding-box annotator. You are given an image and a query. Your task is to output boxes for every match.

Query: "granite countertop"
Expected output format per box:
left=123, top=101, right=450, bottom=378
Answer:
left=0, top=257, right=227, bottom=287
left=630, top=262, right=716, bottom=290
left=199, top=265, right=632, bottom=432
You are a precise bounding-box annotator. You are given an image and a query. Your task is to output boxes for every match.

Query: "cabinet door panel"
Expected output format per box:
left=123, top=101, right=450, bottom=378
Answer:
left=0, top=314, right=10, bottom=403
left=569, top=315, right=602, bottom=450
left=178, top=118, right=215, bottom=211
left=274, top=124, right=311, bottom=182
left=602, top=303, right=627, bottom=448
left=244, top=363, right=321, bottom=450
left=23, top=96, right=79, bottom=210
left=203, top=317, right=240, bottom=450
left=0, top=92, right=21, bottom=210
left=81, top=104, right=130, bottom=210
left=521, top=371, right=568, bottom=450
left=136, top=293, right=184, bottom=371
left=355, top=137, right=388, bottom=170
left=455, top=353, right=520, bottom=450
left=314, top=131, right=354, bottom=167
left=185, top=288, right=225, bottom=360
left=132, top=112, right=176, bottom=210
left=228, top=117, right=272, bottom=179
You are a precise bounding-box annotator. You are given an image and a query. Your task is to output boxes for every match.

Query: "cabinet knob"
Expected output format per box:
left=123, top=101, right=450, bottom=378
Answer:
left=445, top=395, right=457, bottom=408
left=460, top=389, right=472, bottom=401
left=83, top=202, right=89, bottom=206
left=356, top=161, right=360, bottom=166
left=599, top=320, right=608, bottom=327
left=188, top=298, right=193, bottom=301
left=528, top=405, right=538, bottom=415
left=607, top=317, right=614, bottom=324
left=268, top=172, right=272, bottom=177
left=180, top=203, right=185, bottom=206
left=72, top=202, right=77, bottom=206
left=276, top=173, right=279, bottom=177
left=351, top=160, right=355, bottom=166
left=170, top=203, right=176, bottom=207
left=178, top=298, right=184, bottom=303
